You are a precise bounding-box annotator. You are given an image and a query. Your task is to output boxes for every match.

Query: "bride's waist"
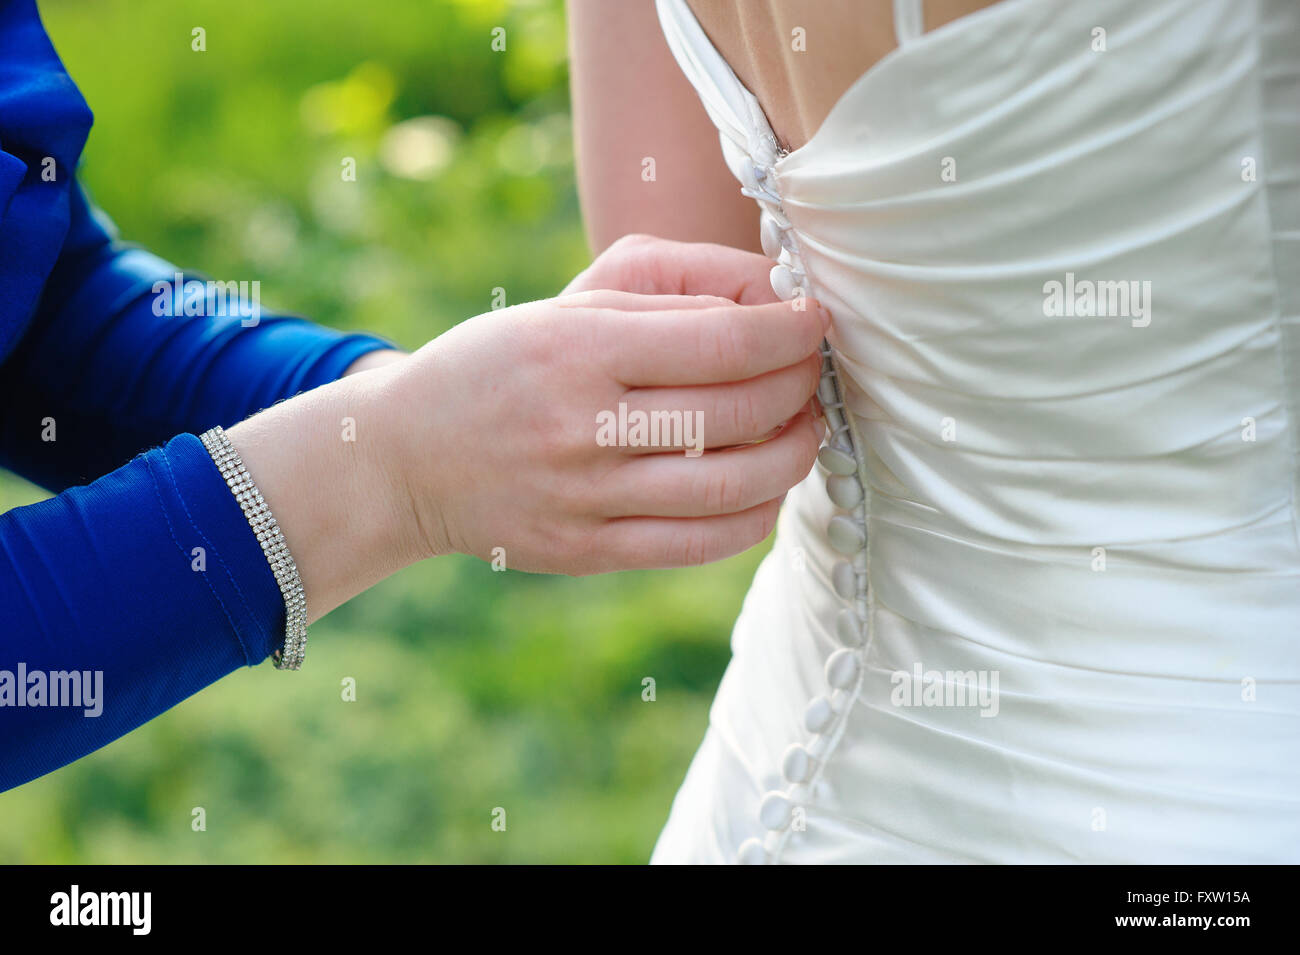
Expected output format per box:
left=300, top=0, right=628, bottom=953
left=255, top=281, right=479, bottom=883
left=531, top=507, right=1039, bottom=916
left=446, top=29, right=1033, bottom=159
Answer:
left=776, top=468, right=1300, bottom=681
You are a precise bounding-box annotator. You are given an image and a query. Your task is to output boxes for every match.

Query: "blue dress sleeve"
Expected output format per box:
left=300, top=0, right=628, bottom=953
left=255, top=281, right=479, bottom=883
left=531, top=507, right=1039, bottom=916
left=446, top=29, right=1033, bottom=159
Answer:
left=0, top=181, right=397, bottom=492
left=0, top=187, right=397, bottom=790
left=0, top=433, right=287, bottom=792
left=0, top=0, right=399, bottom=792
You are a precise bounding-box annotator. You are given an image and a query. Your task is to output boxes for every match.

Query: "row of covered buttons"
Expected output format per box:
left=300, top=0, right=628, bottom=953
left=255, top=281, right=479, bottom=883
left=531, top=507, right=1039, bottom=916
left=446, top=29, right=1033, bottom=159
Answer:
left=736, top=157, right=871, bottom=864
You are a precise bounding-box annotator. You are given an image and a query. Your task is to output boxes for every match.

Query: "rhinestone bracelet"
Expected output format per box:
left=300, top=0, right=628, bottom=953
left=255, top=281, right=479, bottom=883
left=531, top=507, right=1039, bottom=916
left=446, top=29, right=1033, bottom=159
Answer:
left=199, top=425, right=308, bottom=670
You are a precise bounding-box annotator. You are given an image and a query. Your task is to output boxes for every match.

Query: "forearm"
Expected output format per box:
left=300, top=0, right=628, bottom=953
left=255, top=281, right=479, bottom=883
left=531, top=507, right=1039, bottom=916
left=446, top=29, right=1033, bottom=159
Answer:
left=0, top=184, right=398, bottom=492
left=224, top=355, right=422, bottom=624
left=0, top=300, right=396, bottom=493
left=0, top=353, right=418, bottom=790
left=0, top=434, right=286, bottom=791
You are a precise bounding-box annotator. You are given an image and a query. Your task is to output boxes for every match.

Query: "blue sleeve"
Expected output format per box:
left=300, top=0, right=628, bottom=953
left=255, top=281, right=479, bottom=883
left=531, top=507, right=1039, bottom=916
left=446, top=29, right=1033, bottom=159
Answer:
left=0, top=0, right=396, bottom=792
left=0, top=188, right=397, bottom=786
left=0, top=181, right=397, bottom=492
left=0, top=433, right=286, bottom=792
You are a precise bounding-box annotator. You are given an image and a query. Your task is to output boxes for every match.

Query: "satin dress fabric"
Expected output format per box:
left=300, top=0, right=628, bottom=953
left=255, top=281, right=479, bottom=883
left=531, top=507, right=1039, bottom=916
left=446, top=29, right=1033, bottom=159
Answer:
left=650, top=0, right=1300, bottom=863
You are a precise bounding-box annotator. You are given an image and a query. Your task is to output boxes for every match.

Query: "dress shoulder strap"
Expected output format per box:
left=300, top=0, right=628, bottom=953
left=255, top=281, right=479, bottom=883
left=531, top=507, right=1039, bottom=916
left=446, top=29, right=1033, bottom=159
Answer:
left=893, top=0, right=924, bottom=45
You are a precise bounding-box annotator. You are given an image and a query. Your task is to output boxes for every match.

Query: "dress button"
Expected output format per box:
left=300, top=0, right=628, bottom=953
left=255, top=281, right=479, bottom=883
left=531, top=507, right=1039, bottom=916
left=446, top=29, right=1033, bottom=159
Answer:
left=769, top=263, right=800, bottom=301
left=818, top=445, right=857, bottom=475
left=828, top=515, right=866, bottom=555
left=826, top=473, right=863, bottom=509
left=831, top=560, right=857, bottom=599
left=782, top=743, right=814, bottom=783
left=759, top=791, right=793, bottom=831
left=804, top=695, right=834, bottom=733
left=825, top=647, right=861, bottom=689
left=836, top=607, right=865, bottom=647
left=760, top=215, right=786, bottom=259
left=816, top=375, right=839, bottom=407
left=737, top=837, right=768, bottom=865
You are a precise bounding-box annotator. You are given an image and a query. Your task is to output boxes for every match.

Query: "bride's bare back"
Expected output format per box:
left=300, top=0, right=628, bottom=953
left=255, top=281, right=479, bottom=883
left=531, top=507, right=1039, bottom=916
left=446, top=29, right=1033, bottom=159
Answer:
left=685, top=0, right=1001, bottom=152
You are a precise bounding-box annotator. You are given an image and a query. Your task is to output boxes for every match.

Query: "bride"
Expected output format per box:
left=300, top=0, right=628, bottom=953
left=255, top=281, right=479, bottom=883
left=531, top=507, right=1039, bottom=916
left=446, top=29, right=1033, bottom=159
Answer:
left=570, top=0, right=1300, bottom=862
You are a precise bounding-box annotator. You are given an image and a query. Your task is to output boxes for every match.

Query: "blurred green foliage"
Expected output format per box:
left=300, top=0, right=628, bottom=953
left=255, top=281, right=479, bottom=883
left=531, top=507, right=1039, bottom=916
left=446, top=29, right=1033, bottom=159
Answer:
left=0, top=0, right=767, bottom=862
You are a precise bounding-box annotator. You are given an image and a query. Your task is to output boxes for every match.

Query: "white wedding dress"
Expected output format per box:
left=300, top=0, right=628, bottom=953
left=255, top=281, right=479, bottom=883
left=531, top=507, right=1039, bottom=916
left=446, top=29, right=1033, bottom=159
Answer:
left=651, top=0, right=1300, bottom=863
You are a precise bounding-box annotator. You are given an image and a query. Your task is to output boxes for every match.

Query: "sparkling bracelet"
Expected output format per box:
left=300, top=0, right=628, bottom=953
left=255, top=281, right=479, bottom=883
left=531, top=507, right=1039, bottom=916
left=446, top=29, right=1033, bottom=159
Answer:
left=199, top=425, right=308, bottom=670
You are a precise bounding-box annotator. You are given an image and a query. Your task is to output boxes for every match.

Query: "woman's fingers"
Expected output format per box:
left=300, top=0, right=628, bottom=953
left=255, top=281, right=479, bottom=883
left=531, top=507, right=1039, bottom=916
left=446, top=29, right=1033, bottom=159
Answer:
left=651, top=237, right=784, bottom=305
left=597, top=298, right=830, bottom=386
left=614, top=353, right=822, bottom=453
left=560, top=289, right=737, bottom=311
left=596, top=497, right=785, bottom=571
left=597, top=411, right=823, bottom=518
left=562, top=233, right=781, bottom=306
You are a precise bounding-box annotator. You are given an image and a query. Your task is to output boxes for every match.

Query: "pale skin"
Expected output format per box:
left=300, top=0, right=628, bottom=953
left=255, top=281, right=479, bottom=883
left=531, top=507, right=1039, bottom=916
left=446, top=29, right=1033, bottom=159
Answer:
left=229, top=235, right=827, bottom=623
left=569, top=0, right=998, bottom=252
left=568, top=0, right=760, bottom=254
left=681, top=0, right=1000, bottom=153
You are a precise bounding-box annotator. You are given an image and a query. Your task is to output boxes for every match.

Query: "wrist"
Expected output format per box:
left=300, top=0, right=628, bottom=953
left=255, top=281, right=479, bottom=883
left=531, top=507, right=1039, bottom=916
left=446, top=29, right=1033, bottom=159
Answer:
left=225, top=366, right=424, bottom=623
left=363, top=359, right=445, bottom=565
left=380, top=343, right=459, bottom=563
left=343, top=347, right=407, bottom=377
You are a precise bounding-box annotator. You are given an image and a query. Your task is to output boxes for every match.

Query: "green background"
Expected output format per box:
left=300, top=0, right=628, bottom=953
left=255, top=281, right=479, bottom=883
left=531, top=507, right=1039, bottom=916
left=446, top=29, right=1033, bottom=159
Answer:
left=0, top=0, right=767, bottom=862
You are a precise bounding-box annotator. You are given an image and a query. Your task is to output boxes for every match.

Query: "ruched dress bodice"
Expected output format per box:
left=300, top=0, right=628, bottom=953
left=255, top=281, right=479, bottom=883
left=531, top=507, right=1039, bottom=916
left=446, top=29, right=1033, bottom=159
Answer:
left=651, top=0, right=1300, bottom=863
